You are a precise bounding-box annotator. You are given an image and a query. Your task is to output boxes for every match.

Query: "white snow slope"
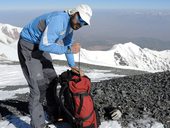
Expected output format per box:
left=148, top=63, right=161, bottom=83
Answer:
left=0, top=23, right=170, bottom=72
left=0, top=116, right=164, bottom=128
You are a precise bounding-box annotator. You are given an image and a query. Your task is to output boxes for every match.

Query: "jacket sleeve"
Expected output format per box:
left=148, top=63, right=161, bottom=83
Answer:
left=39, top=16, right=71, bottom=54
left=63, top=31, right=76, bottom=67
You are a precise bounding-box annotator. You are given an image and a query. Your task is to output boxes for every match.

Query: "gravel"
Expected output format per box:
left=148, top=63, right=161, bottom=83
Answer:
left=91, top=71, right=170, bottom=127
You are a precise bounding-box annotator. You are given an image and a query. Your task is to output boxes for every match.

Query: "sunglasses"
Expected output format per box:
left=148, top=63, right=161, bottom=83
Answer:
left=76, top=14, right=87, bottom=27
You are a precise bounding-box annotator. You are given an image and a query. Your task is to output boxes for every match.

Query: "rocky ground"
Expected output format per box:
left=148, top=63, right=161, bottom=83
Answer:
left=91, top=71, right=170, bottom=127
left=0, top=71, right=170, bottom=128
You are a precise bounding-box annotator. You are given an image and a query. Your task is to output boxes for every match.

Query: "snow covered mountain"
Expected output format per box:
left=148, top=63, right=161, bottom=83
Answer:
left=73, top=43, right=170, bottom=71
left=0, top=23, right=170, bottom=72
left=0, top=23, right=21, bottom=61
left=0, top=23, right=21, bottom=44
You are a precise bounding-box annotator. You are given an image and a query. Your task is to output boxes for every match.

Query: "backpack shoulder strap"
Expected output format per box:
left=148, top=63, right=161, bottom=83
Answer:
left=59, top=83, right=76, bottom=122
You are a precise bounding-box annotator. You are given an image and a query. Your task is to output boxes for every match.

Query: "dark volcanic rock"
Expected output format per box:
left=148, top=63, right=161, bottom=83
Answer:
left=91, top=71, right=170, bottom=127
left=0, top=93, right=29, bottom=119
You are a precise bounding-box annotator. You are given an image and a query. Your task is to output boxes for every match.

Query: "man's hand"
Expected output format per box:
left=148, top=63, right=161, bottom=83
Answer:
left=71, top=43, right=80, bottom=54
left=71, top=67, right=84, bottom=76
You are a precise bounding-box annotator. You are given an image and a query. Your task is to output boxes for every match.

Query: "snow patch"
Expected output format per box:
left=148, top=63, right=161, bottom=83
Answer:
left=0, top=88, right=29, bottom=100
left=0, top=116, right=164, bottom=128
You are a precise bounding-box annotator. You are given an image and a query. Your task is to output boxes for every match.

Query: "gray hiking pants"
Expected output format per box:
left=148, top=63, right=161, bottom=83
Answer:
left=17, top=37, right=58, bottom=128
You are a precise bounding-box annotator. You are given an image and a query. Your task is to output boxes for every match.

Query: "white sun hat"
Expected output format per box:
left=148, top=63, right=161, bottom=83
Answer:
left=66, top=4, right=92, bottom=25
left=75, top=4, right=92, bottom=25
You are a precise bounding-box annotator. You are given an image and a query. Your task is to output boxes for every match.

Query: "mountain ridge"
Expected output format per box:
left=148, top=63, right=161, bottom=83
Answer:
left=0, top=23, right=170, bottom=72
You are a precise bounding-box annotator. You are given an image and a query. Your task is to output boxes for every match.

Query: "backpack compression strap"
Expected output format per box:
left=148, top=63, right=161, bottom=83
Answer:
left=72, top=92, right=88, bottom=114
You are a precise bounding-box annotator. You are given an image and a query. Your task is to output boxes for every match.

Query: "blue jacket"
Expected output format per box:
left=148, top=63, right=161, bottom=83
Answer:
left=20, top=11, right=75, bottom=67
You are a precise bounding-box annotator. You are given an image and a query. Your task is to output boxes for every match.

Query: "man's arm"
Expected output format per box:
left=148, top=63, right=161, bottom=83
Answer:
left=63, top=31, right=76, bottom=67
left=39, top=16, right=71, bottom=54
left=64, top=31, right=84, bottom=76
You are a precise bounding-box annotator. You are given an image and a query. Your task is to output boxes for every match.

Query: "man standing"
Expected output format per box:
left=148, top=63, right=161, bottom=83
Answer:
left=17, top=4, right=92, bottom=128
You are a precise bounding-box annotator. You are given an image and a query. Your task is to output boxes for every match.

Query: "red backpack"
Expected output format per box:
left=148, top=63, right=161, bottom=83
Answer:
left=58, top=70, right=100, bottom=128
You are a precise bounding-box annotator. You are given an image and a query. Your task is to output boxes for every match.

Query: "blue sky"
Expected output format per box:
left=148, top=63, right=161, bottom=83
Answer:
left=0, top=0, right=170, bottom=10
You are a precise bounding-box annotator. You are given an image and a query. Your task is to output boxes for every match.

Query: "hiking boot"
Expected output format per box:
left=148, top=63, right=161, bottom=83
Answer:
left=0, top=113, right=2, bottom=120
left=43, top=125, right=50, bottom=128
left=41, top=123, right=51, bottom=128
left=47, top=115, right=57, bottom=123
left=46, top=106, right=64, bottom=123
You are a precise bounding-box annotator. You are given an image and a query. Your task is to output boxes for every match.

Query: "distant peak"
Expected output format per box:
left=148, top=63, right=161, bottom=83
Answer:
left=123, top=42, right=141, bottom=48
left=111, top=42, right=141, bottom=50
left=0, top=23, right=21, bottom=43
